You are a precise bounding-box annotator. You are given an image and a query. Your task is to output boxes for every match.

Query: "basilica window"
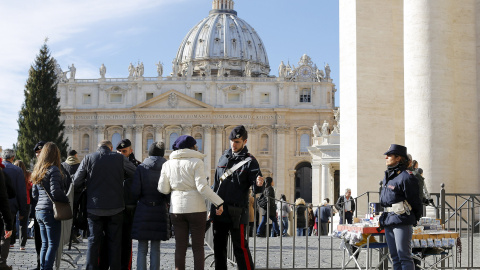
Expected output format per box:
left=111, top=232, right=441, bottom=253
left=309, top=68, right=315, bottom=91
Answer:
left=146, top=133, right=154, bottom=150
left=146, top=93, right=154, bottom=101
left=260, top=134, right=269, bottom=154
left=228, top=93, right=241, bottom=103
left=169, top=132, right=179, bottom=150
left=109, top=93, right=123, bottom=103
left=83, top=94, right=92, bottom=104
left=195, top=93, right=203, bottom=101
left=82, top=134, right=90, bottom=151
left=299, top=88, right=311, bottom=103
left=194, top=133, right=203, bottom=152
left=300, top=134, right=310, bottom=152
left=111, top=133, right=121, bottom=149
left=260, top=93, right=270, bottom=104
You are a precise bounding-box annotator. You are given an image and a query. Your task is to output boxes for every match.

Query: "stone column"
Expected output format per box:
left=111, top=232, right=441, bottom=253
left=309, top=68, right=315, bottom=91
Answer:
left=95, top=125, right=106, bottom=145
left=134, top=124, right=144, bottom=159
left=181, top=124, right=193, bottom=135
left=214, top=125, right=224, bottom=165
left=277, top=83, right=284, bottom=107
left=321, top=163, right=330, bottom=203
left=245, top=125, right=257, bottom=154
left=153, top=124, right=165, bottom=142
left=311, top=163, right=321, bottom=206
left=202, top=124, right=213, bottom=182
left=404, top=0, right=479, bottom=193
left=274, top=124, right=288, bottom=195
left=67, top=86, right=75, bottom=107
left=123, top=125, right=134, bottom=140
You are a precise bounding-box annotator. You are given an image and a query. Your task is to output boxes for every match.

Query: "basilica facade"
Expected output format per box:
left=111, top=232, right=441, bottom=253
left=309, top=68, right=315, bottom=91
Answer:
left=58, top=0, right=337, bottom=203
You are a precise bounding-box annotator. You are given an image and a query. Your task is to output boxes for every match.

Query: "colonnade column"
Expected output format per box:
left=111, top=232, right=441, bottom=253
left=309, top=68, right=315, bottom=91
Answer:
left=64, top=125, right=74, bottom=150
left=134, top=124, right=144, bottom=160
left=404, top=0, right=478, bottom=193
left=214, top=125, right=224, bottom=165
left=311, top=163, right=321, bottom=207
left=274, top=124, right=288, bottom=196
left=202, top=124, right=213, bottom=183
left=321, top=163, right=330, bottom=203
left=181, top=124, right=192, bottom=135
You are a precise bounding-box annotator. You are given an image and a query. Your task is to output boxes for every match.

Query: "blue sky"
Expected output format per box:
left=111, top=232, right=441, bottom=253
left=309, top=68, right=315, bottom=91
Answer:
left=0, top=0, right=339, bottom=149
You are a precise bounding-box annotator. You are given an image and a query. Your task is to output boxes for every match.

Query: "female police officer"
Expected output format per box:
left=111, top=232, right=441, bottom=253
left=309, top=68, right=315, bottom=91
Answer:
left=379, top=144, right=422, bottom=270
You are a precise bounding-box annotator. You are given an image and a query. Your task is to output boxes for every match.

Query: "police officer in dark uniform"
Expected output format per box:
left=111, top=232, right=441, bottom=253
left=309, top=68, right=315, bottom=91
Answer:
left=379, top=144, right=422, bottom=270
left=211, top=125, right=265, bottom=270
left=116, top=139, right=140, bottom=270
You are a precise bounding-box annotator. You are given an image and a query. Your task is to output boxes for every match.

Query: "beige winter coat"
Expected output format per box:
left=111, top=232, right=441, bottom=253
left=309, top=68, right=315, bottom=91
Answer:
left=158, top=149, right=223, bottom=214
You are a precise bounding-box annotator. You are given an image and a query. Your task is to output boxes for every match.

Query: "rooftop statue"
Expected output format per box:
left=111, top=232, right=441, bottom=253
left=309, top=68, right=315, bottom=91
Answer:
left=313, top=122, right=321, bottom=137
left=68, top=64, right=76, bottom=79
left=99, top=64, right=106, bottom=78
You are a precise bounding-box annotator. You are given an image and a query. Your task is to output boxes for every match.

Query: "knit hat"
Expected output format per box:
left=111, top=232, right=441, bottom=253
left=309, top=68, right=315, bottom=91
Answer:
left=148, top=141, right=165, bottom=157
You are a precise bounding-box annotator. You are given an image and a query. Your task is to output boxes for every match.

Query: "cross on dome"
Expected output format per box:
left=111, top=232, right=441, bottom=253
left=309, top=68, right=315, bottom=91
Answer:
left=212, top=0, right=235, bottom=10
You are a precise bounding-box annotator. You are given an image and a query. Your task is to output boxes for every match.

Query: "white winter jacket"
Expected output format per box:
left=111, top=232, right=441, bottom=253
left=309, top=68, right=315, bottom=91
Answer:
left=158, top=149, right=223, bottom=214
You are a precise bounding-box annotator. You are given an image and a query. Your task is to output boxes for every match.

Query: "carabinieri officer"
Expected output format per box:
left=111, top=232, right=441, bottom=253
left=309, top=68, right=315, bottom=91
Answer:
left=379, top=144, right=422, bottom=270
left=211, top=125, right=264, bottom=270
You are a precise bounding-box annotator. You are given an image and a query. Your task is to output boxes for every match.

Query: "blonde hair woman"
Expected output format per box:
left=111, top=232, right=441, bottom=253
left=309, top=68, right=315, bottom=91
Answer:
left=31, top=142, right=69, bottom=270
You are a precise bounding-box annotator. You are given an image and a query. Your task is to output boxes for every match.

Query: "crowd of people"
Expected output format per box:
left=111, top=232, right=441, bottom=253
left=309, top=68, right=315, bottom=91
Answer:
left=0, top=135, right=427, bottom=270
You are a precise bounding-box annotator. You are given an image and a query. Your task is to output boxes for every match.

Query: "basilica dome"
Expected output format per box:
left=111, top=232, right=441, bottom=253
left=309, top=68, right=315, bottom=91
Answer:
left=172, top=0, right=270, bottom=77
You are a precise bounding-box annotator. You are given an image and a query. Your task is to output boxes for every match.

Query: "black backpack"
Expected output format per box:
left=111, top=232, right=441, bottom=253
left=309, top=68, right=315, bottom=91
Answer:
left=257, top=193, right=268, bottom=210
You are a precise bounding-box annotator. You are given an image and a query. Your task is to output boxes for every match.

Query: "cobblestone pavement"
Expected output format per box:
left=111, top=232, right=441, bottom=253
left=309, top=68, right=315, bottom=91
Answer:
left=5, top=234, right=479, bottom=269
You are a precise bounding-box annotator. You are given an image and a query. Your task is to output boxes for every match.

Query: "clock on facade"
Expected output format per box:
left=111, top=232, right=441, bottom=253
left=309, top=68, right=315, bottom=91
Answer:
left=299, top=66, right=312, bottom=79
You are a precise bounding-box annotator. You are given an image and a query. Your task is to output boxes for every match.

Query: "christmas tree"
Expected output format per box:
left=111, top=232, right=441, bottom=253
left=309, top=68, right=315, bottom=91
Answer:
left=16, top=41, right=68, bottom=167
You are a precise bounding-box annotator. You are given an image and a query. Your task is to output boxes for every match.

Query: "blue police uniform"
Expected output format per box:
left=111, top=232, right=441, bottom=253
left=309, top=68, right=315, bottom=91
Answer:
left=379, top=144, right=423, bottom=270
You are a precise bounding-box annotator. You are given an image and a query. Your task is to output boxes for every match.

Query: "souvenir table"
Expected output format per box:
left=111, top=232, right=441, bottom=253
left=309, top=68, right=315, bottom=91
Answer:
left=335, top=219, right=459, bottom=270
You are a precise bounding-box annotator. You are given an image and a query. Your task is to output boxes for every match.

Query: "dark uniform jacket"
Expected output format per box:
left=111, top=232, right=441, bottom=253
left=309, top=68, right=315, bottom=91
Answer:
left=379, top=164, right=423, bottom=227
left=73, top=146, right=135, bottom=210
left=212, top=146, right=263, bottom=224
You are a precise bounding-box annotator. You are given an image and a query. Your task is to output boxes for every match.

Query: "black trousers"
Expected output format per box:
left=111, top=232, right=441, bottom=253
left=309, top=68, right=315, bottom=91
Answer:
left=213, top=221, right=254, bottom=270
left=86, top=212, right=123, bottom=270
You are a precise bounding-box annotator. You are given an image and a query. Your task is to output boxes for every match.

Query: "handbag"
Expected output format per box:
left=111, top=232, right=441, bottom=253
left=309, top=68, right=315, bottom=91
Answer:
left=41, top=182, right=73, bottom=221
left=257, top=193, right=268, bottom=210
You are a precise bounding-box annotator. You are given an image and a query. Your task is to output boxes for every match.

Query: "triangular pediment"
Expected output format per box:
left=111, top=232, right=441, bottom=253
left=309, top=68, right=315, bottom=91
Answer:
left=131, top=90, right=213, bottom=110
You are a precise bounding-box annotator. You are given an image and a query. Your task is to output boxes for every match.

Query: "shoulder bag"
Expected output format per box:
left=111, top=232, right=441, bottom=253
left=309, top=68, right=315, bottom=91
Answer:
left=41, top=182, right=73, bottom=221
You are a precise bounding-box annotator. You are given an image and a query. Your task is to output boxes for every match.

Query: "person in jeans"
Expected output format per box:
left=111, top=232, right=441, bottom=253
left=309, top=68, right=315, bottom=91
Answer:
left=131, top=142, right=169, bottom=270
left=31, top=142, right=70, bottom=270
left=73, top=140, right=135, bottom=270
left=256, top=177, right=280, bottom=237
left=0, top=164, right=14, bottom=270
left=277, top=194, right=291, bottom=236
left=13, top=160, right=32, bottom=251
left=158, top=135, right=224, bottom=270
left=295, top=198, right=307, bottom=236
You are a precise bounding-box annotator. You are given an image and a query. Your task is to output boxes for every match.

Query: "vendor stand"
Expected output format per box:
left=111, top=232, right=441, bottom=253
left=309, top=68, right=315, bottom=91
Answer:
left=334, top=217, right=460, bottom=270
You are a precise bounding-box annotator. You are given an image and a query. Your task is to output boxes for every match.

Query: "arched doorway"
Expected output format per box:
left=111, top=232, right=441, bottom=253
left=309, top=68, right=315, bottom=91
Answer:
left=295, top=162, right=312, bottom=203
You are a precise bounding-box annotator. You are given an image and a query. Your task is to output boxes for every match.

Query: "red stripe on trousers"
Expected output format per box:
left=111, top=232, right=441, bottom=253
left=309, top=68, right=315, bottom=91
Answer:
left=240, top=224, right=252, bottom=270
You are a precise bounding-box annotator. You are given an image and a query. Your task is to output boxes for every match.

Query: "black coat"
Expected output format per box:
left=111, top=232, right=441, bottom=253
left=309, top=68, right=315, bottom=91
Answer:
left=335, top=195, right=356, bottom=213
left=0, top=169, right=13, bottom=231
left=264, top=185, right=276, bottom=217
left=73, top=146, right=135, bottom=210
left=296, top=204, right=307, bottom=228
left=2, top=161, right=27, bottom=216
left=131, top=156, right=169, bottom=241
